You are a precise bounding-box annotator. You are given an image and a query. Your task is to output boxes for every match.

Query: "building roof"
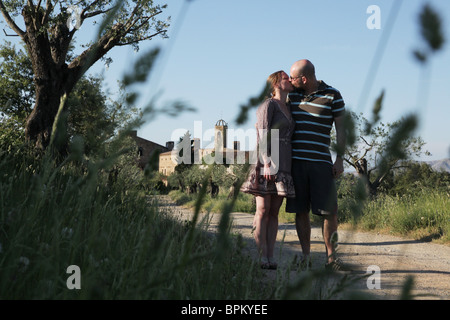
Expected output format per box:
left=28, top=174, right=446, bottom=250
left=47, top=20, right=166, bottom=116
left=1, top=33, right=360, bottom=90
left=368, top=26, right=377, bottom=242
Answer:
left=215, top=119, right=228, bottom=126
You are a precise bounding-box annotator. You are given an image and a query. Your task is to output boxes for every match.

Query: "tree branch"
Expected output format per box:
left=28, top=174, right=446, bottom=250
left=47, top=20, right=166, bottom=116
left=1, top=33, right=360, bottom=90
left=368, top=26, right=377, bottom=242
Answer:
left=67, top=23, right=123, bottom=85
left=83, top=0, right=103, bottom=14
left=343, top=157, right=356, bottom=170
left=127, top=3, right=141, bottom=23
left=41, top=0, right=53, bottom=25
left=128, top=10, right=163, bottom=33
left=359, top=147, right=371, bottom=162
left=116, top=4, right=142, bottom=37
left=0, top=0, right=26, bottom=38
left=360, top=135, right=373, bottom=148
left=82, top=8, right=113, bottom=19
left=117, top=29, right=166, bottom=46
left=3, top=28, right=19, bottom=36
left=81, top=0, right=113, bottom=21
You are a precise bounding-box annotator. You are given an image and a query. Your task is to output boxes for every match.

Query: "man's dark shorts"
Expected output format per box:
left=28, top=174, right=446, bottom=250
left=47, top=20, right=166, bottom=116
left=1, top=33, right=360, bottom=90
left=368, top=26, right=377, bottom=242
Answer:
left=286, top=160, right=338, bottom=216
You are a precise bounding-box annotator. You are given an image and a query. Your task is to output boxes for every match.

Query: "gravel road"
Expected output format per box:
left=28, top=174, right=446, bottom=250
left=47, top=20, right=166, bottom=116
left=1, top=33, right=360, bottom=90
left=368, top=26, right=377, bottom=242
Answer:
left=155, top=195, right=450, bottom=300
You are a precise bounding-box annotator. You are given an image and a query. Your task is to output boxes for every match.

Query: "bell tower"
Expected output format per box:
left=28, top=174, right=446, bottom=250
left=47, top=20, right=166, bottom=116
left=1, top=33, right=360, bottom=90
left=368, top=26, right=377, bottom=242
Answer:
left=214, top=119, right=227, bottom=150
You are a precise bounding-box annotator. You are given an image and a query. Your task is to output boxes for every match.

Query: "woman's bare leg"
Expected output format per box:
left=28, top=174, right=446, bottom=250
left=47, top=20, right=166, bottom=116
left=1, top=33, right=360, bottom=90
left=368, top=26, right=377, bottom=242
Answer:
left=266, top=195, right=283, bottom=263
left=254, top=195, right=271, bottom=260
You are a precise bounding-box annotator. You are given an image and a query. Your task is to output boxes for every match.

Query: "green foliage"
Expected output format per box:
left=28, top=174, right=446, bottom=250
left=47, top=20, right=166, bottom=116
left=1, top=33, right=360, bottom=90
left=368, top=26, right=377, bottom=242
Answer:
left=0, top=0, right=448, bottom=301
left=0, top=41, right=34, bottom=118
left=0, top=138, right=267, bottom=299
left=0, top=0, right=174, bottom=149
left=235, top=81, right=272, bottom=125
left=342, top=110, right=428, bottom=196
left=166, top=149, right=250, bottom=198
left=169, top=189, right=256, bottom=214
left=382, top=161, right=450, bottom=196
left=0, top=114, right=26, bottom=153
left=67, top=77, right=142, bottom=157
left=414, top=3, right=445, bottom=63
left=337, top=169, right=450, bottom=243
left=379, top=114, right=418, bottom=172
left=0, top=0, right=267, bottom=300
left=336, top=2, right=449, bottom=241
left=0, top=39, right=142, bottom=157
left=360, top=189, right=449, bottom=242
left=1, top=0, right=170, bottom=53
left=364, top=90, right=384, bottom=135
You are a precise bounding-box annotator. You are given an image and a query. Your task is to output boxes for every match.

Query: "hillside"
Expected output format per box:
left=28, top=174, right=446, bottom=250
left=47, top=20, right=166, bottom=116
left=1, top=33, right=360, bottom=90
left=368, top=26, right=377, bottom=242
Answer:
left=424, top=158, right=450, bottom=173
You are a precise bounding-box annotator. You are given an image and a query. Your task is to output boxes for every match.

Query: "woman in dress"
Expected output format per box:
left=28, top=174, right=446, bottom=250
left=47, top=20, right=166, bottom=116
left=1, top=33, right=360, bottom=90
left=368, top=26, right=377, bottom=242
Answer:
left=241, top=70, right=295, bottom=269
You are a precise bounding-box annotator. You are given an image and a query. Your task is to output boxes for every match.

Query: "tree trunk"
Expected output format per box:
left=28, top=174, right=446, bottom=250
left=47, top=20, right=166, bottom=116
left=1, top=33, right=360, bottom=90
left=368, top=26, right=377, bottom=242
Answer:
left=21, top=9, right=83, bottom=150
left=354, top=157, right=392, bottom=197
left=21, top=6, right=67, bottom=150
left=25, top=72, right=66, bottom=149
left=354, top=158, right=378, bottom=197
left=16, top=5, right=124, bottom=150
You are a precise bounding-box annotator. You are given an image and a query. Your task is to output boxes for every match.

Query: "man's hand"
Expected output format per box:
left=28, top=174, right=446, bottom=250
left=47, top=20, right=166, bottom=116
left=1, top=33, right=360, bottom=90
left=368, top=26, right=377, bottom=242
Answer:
left=333, top=157, right=344, bottom=178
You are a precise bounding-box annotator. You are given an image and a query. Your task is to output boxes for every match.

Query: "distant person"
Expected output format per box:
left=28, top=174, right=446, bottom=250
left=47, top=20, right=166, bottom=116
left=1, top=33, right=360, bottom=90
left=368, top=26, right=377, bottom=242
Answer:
left=286, top=59, right=346, bottom=270
left=241, top=70, right=296, bottom=269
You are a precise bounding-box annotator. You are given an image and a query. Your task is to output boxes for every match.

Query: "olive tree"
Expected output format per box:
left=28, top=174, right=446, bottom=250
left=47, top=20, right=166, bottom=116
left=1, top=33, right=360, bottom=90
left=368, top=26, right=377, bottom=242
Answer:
left=0, top=0, right=169, bottom=149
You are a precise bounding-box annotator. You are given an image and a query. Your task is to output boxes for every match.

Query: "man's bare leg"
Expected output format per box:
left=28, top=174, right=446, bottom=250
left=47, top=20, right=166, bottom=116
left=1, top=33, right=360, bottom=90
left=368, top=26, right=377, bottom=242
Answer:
left=295, top=211, right=311, bottom=260
left=323, top=214, right=338, bottom=264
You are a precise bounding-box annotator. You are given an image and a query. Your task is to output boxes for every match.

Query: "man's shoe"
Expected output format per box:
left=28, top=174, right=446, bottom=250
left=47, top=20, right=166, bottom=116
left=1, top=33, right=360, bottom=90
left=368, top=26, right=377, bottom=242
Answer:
left=324, top=258, right=348, bottom=272
left=299, top=255, right=312, bottom=271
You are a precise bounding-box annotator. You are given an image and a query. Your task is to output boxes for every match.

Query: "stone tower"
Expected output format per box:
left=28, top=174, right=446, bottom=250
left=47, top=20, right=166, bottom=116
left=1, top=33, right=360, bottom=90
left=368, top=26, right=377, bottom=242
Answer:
left=214, top=119, right=227, bottom=150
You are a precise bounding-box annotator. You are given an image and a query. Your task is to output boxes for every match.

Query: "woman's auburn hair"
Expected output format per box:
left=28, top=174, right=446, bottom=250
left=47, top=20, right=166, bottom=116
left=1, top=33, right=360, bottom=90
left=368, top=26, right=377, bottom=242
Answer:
left=266, top=70, right=284, bottom=98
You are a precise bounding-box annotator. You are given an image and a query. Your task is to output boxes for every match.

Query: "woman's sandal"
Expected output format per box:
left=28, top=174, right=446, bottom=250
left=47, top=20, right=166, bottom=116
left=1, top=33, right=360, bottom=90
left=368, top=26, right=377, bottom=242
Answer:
left=260, top=257, right=278, bottom=270
left=261, top=258, right=277, bottom=270
left=268, top=260, right=278, bottom=270
left=260, top=257, right=270, bottom=269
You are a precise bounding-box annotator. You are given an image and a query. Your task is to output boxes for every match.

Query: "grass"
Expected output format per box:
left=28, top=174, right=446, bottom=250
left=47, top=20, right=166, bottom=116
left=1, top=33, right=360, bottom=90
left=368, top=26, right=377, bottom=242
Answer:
left=169, top=189, right=256, bottom=215
left=168, top=189, right=298, bottom=224
left=4, top=148, right=444, bottom=300
left=1, top=146, right=371, bottom=300
left=3, top=146, right=446, bottom=300
left=170, top=184, right=450, bottom=245
left=345, top=189, right=450, bottom=243
left=0, top=149, right=270, bottom=299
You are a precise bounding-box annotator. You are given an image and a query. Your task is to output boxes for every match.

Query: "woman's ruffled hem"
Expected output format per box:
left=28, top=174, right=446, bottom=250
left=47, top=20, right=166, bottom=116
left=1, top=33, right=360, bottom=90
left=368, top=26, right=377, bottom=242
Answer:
left=240, top=166, right=295, bottom=198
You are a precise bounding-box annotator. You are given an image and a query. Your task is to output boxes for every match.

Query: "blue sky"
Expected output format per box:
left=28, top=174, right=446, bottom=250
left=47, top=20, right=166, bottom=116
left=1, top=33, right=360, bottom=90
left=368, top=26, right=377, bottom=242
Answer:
left=2, top=0, right=449, bottom=162
left=121, top=0, right=450, bottom=162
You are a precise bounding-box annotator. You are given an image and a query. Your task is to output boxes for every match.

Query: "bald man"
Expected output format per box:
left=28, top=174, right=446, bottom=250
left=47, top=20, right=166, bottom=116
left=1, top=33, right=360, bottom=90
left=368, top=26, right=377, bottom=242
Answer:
left=287, top=59, right=346, bottom=270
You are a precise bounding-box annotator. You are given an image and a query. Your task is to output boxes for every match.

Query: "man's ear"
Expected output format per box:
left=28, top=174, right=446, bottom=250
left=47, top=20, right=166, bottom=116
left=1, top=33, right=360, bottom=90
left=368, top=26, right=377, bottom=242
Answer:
left=301, top=76, right=307, bottom=85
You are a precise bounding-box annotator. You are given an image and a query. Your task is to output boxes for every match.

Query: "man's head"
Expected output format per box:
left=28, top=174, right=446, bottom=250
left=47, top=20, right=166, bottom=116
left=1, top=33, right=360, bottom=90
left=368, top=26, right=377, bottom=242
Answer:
left=289, top=59, right=316, bottom=90
left=267, top=70, right=294, bottom=97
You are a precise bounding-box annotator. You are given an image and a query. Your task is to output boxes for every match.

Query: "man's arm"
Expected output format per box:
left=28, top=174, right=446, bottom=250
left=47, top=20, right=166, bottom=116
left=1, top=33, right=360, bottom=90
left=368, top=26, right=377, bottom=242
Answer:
left=333, top=114, right=346, bottom=178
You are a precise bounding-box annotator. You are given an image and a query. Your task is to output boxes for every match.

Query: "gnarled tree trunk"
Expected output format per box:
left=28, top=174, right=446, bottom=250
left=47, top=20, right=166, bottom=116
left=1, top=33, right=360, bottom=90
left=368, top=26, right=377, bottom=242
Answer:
left=21, top=5, right=75, bottom=149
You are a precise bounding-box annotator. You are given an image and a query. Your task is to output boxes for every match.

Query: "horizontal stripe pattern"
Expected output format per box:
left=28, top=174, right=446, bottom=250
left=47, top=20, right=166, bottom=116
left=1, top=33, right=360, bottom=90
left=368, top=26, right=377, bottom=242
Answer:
left=288, top=81, right=345, bottom=164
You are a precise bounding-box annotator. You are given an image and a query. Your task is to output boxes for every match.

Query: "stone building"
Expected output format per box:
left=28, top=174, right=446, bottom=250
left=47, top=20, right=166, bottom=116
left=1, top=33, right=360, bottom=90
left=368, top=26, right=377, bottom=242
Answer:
left=129, top=130, right=173, bottom=169
left=158, top=119, right=249, bottom=176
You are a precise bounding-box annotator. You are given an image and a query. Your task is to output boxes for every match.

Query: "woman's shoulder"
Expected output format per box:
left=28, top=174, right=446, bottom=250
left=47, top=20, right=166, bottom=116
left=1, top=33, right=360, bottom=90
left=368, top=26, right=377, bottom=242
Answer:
left=257, top=98, right=276, bottom=112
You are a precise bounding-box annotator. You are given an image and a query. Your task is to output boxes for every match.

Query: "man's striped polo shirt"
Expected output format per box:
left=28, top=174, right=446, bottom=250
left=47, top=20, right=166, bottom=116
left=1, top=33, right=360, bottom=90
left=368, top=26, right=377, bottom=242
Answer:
left=288, top=80, right=345, bottom=165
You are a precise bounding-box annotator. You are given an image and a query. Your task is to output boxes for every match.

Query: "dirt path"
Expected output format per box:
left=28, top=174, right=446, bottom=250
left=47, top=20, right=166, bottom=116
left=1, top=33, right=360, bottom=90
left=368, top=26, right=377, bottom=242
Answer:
left=155, top=195, right=450, bottom=300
